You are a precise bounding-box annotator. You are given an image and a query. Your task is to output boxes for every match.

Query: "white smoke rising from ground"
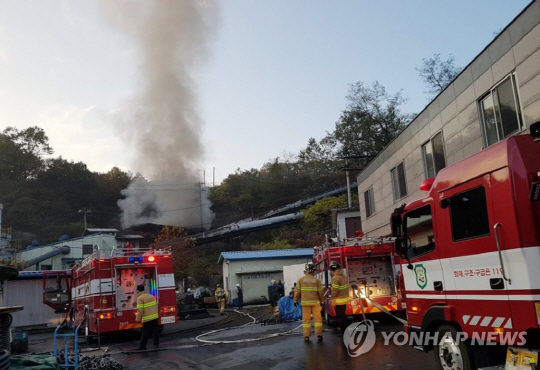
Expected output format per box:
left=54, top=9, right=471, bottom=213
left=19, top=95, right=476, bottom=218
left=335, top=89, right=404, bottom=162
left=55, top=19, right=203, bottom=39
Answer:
left=100, top=0, right=218, bottom=229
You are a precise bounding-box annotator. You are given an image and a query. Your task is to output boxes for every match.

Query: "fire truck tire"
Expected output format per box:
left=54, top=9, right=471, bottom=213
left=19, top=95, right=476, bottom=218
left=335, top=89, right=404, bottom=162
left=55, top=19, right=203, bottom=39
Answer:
left=433, top=325, right=476, bottom=370
left=324, top=311, right=337, bottom=326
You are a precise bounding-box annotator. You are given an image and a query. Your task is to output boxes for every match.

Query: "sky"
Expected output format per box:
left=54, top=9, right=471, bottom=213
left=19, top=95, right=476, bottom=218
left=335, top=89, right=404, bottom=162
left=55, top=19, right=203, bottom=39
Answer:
left=0, top=1, right=533, bottom=228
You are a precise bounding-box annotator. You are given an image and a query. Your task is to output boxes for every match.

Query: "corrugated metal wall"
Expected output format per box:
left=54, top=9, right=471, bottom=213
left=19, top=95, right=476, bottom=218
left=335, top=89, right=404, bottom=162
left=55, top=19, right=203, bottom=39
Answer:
left=3, top=279, right=62, bottom=328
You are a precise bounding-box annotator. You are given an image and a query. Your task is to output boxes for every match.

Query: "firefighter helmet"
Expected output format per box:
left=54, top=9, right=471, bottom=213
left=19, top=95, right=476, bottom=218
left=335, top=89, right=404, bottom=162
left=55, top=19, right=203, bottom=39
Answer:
left=329, top=261, right=341, bottom=271
left=305, top=262, right=316, bottom=272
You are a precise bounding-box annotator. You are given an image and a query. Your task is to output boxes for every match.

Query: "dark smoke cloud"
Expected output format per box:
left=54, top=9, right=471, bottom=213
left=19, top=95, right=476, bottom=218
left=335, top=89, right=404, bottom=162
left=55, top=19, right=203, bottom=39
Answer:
left=100, top=0, right=218, bottom=229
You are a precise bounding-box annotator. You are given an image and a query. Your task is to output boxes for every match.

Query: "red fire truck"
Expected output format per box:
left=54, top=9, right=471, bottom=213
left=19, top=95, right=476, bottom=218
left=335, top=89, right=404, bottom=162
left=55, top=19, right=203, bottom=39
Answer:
left=43, top=246, right=177, bottom=341
left=314, top=235, right=404, bottom=324
left=391, top=125, right=540, bottom=370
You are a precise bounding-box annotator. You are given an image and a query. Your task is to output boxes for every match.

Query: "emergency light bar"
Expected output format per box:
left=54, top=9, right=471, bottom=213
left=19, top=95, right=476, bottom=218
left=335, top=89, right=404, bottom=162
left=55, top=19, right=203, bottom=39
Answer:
left=128, top=256, right=157, bottom=263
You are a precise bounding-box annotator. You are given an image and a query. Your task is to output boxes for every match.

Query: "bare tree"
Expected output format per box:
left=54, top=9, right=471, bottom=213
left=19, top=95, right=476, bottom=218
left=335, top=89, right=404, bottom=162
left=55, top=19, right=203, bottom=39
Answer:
left=416, top=54, right=462, bottom=96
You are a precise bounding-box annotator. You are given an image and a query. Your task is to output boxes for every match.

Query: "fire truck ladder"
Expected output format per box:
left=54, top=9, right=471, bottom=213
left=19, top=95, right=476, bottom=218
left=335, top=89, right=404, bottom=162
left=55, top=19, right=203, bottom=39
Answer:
left=95, top=250, right=114, bottom=348
left=54, top=319, right=83, bottom=370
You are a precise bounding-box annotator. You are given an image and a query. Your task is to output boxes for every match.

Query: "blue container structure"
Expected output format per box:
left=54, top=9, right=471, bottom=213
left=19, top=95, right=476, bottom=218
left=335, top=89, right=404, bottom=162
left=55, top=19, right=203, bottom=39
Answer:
left=54, top=321, right=83, bottom=369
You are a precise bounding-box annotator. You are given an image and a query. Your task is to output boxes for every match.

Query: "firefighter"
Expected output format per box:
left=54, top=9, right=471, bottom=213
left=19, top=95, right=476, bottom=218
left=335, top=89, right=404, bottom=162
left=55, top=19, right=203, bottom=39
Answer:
left=215, top=284, right=227, bottom=316
left=294, top=262, right=324, bottom=342
left=135, top=284, right=160, bottom=350
left=329, top=260, right=350, bottom=332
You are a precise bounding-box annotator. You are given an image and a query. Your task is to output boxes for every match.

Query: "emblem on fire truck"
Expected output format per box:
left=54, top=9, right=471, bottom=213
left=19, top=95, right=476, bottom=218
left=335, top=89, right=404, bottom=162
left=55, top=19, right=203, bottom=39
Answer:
left=414, top=264, right=427, bottom=289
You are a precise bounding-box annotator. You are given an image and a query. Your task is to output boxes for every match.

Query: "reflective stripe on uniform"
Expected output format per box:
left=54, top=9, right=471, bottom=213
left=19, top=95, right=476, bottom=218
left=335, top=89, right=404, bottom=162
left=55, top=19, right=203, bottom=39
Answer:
left=142, top=313, right=158, bottom=322
left=331, top=284, right=349, bottom=289
left=137, top=301, right=157, bottom=309
left=299, top=286, right=322, bottom=291
left=336, top=297, right=351, bottom=304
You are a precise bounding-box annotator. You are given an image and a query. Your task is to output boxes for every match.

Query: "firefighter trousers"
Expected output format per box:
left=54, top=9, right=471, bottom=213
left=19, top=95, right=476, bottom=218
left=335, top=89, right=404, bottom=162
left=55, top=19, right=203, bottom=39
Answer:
left=218, top=300, right=226, bottom=314
left=140, top=319, right=159, bottom=349
left=334, top=304, right=347, bottom=332
left=301, top=304, right=323, bottom=338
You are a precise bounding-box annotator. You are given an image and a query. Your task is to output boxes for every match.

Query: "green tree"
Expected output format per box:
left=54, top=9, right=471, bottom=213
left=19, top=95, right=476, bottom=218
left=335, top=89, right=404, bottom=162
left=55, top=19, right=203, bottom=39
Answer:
left=0, top=126, right=51, bottom=180
left=300, top=81, right=411, bottom=176
left=416, top=54, right=462, bottom=96
left=302, top=195, right=348, bottom=233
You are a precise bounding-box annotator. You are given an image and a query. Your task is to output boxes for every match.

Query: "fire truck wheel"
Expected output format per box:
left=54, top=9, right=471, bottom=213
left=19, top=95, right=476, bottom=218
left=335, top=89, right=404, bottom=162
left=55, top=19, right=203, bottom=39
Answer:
left=324, top=311, right=337, bottom=326
left=433, top=325, right=475, bottom=370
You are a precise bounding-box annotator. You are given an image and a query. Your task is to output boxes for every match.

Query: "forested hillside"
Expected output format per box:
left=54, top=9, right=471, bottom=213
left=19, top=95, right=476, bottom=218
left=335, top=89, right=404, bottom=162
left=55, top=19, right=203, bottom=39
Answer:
left=0, top=80, right=411, bottom=249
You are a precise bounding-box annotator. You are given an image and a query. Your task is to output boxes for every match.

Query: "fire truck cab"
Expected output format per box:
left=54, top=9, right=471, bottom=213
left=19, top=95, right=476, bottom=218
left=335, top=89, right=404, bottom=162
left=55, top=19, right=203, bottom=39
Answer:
left=43, top=245, right=177, bottom=341
left=391, top=125, right=540, bottom=369
left=314, top=235, right=403, bottom=324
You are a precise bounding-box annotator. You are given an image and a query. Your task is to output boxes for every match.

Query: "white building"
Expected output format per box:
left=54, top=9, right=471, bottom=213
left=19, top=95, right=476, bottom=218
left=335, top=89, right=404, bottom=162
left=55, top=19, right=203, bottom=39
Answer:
left=331, top=208, right=361, bottom=241
left=357, top=1, right=540, bottom=236
left=218, top=248, right=314, bottom=305
left=17, top=228, right=144, bottom=271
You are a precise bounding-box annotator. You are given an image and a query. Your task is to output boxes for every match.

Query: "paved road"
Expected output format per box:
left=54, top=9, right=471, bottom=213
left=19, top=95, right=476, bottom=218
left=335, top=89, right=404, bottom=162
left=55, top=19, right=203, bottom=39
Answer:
left=108, top=311, right=438, bottom=370
left=25, top=307, right=439, bottom=369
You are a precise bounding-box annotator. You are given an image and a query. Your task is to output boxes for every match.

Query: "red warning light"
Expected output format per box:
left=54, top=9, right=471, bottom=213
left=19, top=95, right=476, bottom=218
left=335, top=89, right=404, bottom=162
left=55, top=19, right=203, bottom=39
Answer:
left=147, top=256, right=156, bottom=262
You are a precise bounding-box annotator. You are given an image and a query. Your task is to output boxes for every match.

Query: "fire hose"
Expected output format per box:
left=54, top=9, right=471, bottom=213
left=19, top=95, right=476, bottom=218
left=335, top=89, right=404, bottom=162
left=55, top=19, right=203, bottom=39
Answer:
left=195, top=309, right=301, bottom=344
left=360, top=295, right=407, bottom=325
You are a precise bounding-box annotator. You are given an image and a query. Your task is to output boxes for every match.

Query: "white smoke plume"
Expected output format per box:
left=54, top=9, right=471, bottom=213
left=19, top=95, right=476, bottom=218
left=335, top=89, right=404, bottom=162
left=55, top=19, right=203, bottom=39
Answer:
left=100, top=0, right=218, bottom=230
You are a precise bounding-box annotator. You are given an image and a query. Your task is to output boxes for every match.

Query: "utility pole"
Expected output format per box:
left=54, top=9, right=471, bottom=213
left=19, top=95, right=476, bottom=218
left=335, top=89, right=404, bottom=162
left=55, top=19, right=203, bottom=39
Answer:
left=78, top=208, right=91, bottom=230
left=345, top=157, right=352, bottom=209
left=340, top=154, right=376, bottom=209
left=199, top=182, right=204, bottom=229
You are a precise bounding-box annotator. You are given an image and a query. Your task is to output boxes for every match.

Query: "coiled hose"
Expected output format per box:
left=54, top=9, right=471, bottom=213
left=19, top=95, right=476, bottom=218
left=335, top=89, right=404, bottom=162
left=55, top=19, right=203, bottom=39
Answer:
left=0, top=313, right=12, bottom=370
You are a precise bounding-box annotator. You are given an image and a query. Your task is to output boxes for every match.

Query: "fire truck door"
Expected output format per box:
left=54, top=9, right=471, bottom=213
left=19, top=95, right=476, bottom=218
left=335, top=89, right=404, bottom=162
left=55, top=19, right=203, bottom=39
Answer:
left=401, top=204, right=447, bottom=325
left=116, top=267, right=158, bottom=311
left=439, top=174, right=512, bottom=333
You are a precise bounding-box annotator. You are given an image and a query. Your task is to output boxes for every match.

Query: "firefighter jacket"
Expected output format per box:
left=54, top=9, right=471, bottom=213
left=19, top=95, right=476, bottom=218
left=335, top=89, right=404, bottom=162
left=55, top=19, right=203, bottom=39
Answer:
left=331, top=269, right=350, bottom=305
left=136, top=291, right=159, bottom=323
left=215, top=287, right=227, bottom=303
left=294, top=272, right=324, bottom=306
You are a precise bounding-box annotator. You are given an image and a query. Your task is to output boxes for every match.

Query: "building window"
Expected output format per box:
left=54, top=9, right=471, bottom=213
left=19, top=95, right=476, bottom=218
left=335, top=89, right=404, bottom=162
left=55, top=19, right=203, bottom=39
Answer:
left=422, top=132, right=446, bottom=178
left=40, top=264, right=52, bottom=271
left=82, top=244, right=93, bottom=255
left=450, top=186, right=490, bottom=241
left=479, top=73, right=523, bottom=147
left=391, top=162, right=407, bottom=201
left=364, top=187, right=375, bottom=218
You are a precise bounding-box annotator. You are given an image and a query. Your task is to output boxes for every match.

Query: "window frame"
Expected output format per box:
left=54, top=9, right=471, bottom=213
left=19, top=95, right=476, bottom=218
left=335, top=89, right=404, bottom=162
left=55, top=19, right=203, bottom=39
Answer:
left=364, top=187, right=375, bottom=218
left=449, top=186, right=490, bottom=242
left=478, top=72, right=524, bottom=148
left=422, top=131, right=446, bottom=178
left=82, top=244, right=93, bottom=255
left=404, top=205, right=436, bottom=259
left=391, top=161, right=408, bottom=202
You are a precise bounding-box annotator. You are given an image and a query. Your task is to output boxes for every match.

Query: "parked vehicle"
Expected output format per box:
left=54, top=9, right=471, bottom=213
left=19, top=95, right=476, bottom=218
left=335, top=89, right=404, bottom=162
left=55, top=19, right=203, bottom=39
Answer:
left=313, top=235, right=403, bottom=324
left=43, top=246, right=177, bottom=341
left=391, top=123, right=540, bottom=369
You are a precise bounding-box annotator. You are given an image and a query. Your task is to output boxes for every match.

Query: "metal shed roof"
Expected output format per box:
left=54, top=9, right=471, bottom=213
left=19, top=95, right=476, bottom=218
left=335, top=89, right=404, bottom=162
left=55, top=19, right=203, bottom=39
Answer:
left=218, top=248, right=313, bottom=264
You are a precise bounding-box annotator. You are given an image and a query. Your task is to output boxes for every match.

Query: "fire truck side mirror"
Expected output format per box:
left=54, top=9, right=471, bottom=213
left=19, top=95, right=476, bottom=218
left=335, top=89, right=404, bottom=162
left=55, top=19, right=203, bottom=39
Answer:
left=390, top=212, right=402, bottom=238
left=530, top=120, right=540, bottom=139
left=391, top=210, right=409, bottom=257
